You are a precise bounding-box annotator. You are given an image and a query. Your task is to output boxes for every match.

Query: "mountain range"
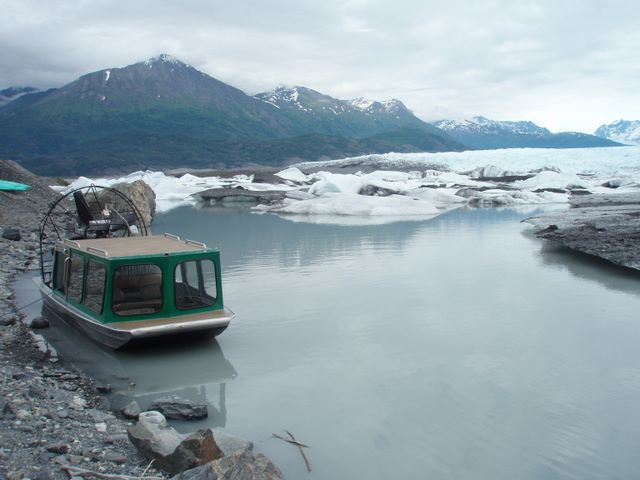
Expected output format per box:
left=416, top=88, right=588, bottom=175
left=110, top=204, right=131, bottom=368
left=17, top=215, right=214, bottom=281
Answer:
left=0, top=54, right=626, bottom=175
left=0, top=54, right=461, bottom=175
left=594, top=120, right=640, bottom=145
left=434, top=117, right=620, bottom=149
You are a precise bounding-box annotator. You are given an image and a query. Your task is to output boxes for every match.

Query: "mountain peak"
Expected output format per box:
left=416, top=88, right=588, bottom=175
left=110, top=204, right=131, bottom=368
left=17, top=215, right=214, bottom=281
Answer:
left=595, top=119, right=640, bottom=145
left=145, top=53, right=182, bottom=64
left=436, top=116, right=550, bottom=136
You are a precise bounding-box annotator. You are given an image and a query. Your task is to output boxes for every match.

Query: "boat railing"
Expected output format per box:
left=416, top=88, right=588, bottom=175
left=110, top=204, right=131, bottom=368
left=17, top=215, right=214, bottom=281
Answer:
left=64, top=239, right=81, bottom=248
left=185, top=239, right=207, bottom=249
left=163, top=233, right=181, bottom=240
left=86, top=246, right=110, bottom=258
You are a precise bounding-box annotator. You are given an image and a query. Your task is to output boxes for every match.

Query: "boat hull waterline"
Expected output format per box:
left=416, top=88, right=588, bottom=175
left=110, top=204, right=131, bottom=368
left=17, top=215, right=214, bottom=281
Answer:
left=38, top=280, right=234, bottom=349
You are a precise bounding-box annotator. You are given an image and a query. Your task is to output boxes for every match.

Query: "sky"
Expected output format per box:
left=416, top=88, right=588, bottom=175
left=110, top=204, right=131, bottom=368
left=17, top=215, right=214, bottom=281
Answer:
left=1, top=0, right=639, bottom=133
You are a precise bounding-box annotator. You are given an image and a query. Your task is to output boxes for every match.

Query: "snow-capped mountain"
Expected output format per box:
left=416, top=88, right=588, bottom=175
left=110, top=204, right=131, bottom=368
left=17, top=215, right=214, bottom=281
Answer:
left=0, top=86, right=40, bottom=108
left=435, top=116, right=551, bottom=136
left=434, top=116, right=620, bottom=149
left=0, top=56, right=461, bottom=175
left=255, top=86, right=409, bottom=119
left=595, top=120, right=640, bottom=145
left=254, top=86, right=442, bottom=139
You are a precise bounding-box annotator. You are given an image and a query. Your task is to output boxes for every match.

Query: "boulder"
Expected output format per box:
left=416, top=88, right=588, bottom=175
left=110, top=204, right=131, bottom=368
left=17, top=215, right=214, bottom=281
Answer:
left=1, top=228, right=21, bottom=241
left=171, top=451, right=283, bottom=480
left=29, top=316, right=49, bottom=329
left=148, top=396, right=208, bottom=420
left=121, top=400, right=141, bottom=419
left=211, top=430, right=253, bottom=457
left=0, top=316, right=16, bottom=326
left=96, top=180, right=156, bottom=228
left=127, top=411, right=223, bottom=475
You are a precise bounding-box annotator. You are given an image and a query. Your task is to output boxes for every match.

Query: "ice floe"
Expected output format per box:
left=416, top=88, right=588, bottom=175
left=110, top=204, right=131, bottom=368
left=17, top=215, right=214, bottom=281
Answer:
left=52, top=146, right=640, bottom=225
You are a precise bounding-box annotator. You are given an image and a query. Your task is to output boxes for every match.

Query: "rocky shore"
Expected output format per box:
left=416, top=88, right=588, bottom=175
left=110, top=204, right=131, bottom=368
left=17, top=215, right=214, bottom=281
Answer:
left=526, top=191, right=640, bottom=271
left=0, top=160, right=167, bottom=479
left=0, top=160, right=283, bottom=480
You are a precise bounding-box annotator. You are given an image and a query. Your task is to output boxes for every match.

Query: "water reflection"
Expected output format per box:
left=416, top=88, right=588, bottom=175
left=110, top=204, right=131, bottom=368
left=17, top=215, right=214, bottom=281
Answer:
left=15, top=204, right=640, bottom=480
left=22, top=293, right=237, bottom=428
left=536, top=242, right=640, bottom=295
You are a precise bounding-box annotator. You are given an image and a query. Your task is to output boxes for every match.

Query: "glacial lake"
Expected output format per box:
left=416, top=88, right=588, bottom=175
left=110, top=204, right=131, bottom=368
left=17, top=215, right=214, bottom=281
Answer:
left=23, top=204, right=640, bottom=479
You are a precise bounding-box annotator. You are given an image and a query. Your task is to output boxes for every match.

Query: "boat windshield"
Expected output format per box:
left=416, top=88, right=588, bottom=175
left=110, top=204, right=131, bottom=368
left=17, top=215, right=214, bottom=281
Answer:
left=112, top=264, right=163, bottom=316
left=174, top=259, right=217, bottom=310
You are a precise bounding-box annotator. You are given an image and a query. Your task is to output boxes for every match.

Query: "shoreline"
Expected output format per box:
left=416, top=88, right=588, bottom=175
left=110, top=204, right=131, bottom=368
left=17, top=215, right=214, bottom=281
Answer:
left=0, top=161, right=169, bottom=479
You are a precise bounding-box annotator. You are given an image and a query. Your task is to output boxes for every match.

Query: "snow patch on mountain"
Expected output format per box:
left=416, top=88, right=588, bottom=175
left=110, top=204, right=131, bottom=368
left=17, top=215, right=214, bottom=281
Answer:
left=595, top=120, right=640, bottom=145
left=350, top=97, right=375, bottom=111
left=255, top=86, right=310, bottom=111
left=435, top=116, right=551, bottom=135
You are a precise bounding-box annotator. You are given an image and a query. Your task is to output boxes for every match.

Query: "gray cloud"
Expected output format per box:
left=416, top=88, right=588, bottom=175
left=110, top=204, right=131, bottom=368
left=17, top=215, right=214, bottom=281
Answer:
left=1, top=0, right=639, bottom=132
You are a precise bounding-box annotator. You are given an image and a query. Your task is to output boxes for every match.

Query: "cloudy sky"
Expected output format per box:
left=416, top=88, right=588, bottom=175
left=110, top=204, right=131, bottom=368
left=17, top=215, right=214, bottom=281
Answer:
left=2, top=0, right=639, bottom=132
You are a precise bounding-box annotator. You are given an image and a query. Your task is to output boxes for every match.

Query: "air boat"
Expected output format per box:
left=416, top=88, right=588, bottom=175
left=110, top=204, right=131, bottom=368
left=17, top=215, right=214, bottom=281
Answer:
left=37, top=185, right=234, bottom=349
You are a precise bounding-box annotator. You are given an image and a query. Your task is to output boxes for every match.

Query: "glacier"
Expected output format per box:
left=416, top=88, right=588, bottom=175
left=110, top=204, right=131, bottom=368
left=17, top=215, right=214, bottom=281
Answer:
left=55, top=146, right=640, bottom=225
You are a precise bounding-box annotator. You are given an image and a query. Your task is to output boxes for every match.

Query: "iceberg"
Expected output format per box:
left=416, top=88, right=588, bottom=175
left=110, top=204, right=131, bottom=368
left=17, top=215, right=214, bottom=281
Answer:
left=51, top=146, right=640, bottom=225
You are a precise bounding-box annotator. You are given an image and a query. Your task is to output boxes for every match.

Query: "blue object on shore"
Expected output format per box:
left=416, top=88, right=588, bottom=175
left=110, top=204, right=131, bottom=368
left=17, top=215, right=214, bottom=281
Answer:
left=0, top=179, right=31, bottom=191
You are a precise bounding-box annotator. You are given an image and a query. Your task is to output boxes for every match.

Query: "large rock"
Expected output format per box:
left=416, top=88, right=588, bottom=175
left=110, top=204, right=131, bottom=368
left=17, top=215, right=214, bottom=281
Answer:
left=97, top=180, right=156, bottom=228
left=171, top=451, right=284, bottom=480
left=121, top=400, right=141, bottom=419
left=127, top=411, right=223, bottom=475
left=211, top=430, right=253, bottom=457
left=148, top=396, right=208, bottom=420
left=1, top=228, right=21, bottom=241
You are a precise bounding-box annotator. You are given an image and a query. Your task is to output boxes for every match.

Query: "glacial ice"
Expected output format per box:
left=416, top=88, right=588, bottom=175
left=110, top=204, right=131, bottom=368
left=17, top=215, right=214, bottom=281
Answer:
left=53, top=146, right=640, bottom=225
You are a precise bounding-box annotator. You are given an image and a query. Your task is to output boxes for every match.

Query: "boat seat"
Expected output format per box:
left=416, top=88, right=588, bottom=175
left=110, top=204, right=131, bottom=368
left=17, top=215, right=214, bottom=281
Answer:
left=112, top=273, right=162, bottom=315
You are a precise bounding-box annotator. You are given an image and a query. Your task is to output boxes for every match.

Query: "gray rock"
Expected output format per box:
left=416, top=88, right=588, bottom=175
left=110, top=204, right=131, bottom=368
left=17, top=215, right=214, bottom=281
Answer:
left=2, top=228, right=21, bottom=241
left=95, top=383, right=112, bottom=393
left=29, top=316, right=49, bottom=329
left=359, top=184, right=398, bottom=197
left=46, top=443, right=69, bottom=454
left=171, top=463, right=220, bottom=480
left=121, top=400, right=141, bottom=419
left=32, top=469, right=53, bottom=480
left=87, top=408, right=115, bottom=422
left=127, top=411, right=223, bottom=475
left=171, top=451, right=283, bottom=480
left=195, top=188, right=287, bottom=206
left=148, top=396, right=208, bottom=420
left=99, top=180, right=156, bottom=227
left=0, top=315, right=16, bottom=326
left=104, top=433, right=129, bottom=444
left=104, top=452, right=127, bottom=464
left=212, top=429, right=253, bottom=456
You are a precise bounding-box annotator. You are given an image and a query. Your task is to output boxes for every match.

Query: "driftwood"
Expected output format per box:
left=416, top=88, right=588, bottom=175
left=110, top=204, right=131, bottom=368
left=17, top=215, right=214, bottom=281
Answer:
left=272, top=430, right=311, bottom=472
left=61, top=465, right=162, bottom=480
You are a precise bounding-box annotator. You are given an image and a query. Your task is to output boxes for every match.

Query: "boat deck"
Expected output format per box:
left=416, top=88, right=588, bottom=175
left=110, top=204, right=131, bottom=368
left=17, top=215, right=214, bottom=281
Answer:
left=66, top=234, right=213, bottom=258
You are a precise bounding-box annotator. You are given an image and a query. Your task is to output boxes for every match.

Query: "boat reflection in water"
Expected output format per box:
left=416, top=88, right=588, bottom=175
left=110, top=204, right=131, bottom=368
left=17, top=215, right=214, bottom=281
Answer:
left=41, top=302, right=237, bottom=428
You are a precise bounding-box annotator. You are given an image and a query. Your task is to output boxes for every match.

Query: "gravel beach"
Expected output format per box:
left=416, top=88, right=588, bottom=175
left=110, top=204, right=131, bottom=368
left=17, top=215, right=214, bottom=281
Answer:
left=0, top=160, right=169, bottom=480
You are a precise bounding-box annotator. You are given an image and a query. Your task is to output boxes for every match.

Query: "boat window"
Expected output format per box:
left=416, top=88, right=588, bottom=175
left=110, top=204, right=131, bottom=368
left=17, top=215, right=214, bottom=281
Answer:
left=112, top=264, right=163, bottom=316
left=174, top=259, right=217, bottom=310
left=52, top=251, right=67, bottom=293
left=84, top=261, right=106, bottom=314
left=67, top=256, right=85, bottom=304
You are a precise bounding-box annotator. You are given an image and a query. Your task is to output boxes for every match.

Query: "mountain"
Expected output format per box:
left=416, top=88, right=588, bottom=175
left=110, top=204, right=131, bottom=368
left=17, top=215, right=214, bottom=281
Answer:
left=595, top=120, right=640, bottom=145
left=0, top=86, right=40, bottom=108
left=434, top=116, right=621, bottom=149
left=0, top=54, right=461, bottom=175
left=254, top=86, right=443, bottom=138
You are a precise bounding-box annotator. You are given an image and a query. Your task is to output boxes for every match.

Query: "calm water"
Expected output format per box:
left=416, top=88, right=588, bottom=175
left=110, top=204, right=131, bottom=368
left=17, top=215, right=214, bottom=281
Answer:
left=24, top=205, right=640, bottom=479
